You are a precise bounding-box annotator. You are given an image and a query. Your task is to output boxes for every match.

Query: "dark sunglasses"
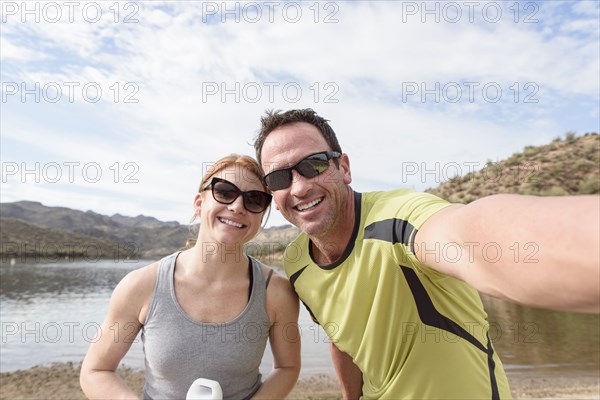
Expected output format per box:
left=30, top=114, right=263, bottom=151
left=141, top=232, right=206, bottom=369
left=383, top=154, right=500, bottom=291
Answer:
left=264, top=151, right=342, bottom=191
left=201, top=177, right=272, bottom=214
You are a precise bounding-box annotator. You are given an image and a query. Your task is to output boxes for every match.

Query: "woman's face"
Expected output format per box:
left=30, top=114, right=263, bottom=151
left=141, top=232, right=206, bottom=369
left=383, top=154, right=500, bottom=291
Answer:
left=195, top=166, right=269, bottom=246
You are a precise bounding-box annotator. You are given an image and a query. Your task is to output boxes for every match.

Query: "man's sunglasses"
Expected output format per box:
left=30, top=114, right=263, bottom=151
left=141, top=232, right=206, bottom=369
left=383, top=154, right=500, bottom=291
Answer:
left=201, top=177, right=272, bottom=214
left=264, top=151, right=342, bottom=191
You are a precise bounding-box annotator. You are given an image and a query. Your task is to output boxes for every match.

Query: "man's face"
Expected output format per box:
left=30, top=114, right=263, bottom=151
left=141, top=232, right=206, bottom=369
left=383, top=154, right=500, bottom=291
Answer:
left=260, top=122, right=351, bottom=238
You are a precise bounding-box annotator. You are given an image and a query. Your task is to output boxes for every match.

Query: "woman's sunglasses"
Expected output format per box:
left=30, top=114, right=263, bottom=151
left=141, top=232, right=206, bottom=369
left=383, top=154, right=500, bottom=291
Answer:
left=263, top=151, right=342, bottom=191
left=201, top=177, right=272, bottom=214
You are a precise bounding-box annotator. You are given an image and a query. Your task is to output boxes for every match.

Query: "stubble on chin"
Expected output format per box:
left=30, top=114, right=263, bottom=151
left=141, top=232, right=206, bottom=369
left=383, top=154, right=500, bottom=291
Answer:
left=298, top=213, right=337, bottom=240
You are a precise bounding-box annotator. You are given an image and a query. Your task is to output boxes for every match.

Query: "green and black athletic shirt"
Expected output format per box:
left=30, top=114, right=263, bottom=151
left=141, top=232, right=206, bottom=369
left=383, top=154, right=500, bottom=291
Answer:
left=284, top=190, right=511, bottom=399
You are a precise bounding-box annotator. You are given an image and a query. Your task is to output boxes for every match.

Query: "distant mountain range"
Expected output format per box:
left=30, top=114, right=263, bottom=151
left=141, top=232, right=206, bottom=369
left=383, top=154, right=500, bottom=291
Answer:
left=1, top=132, right=597, bottom=261
left=0, top=201, right=299, bottom=261
left=0, top=201, right=190, bottom=260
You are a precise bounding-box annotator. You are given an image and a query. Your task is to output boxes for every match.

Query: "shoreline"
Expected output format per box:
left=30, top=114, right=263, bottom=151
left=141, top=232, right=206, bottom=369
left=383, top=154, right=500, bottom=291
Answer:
left=1, top=363, right=598, bottom=399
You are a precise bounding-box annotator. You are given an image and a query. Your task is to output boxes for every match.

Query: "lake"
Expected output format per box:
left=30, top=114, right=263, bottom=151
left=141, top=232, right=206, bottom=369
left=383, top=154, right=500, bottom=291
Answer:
left=1, top=259, right=598, bottom=381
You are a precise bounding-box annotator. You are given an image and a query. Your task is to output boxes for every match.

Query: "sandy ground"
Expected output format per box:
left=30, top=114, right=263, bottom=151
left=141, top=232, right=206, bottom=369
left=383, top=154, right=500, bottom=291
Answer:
left=0, top=362, right=598, bottom=399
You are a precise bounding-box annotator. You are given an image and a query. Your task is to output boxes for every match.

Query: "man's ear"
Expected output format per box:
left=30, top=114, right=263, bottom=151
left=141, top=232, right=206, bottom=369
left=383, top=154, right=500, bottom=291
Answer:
left=339, top=153, right=352, bottom=184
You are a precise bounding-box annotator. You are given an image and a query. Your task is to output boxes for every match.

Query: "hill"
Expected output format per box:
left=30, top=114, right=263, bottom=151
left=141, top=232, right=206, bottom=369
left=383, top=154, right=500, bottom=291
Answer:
left=0, top=202, right=299, bottom=261
left=0, top=201, right=190, bottom=259
left=427, top=133, right=599, bottom=203
left=0, top=218, right=134, bottom=261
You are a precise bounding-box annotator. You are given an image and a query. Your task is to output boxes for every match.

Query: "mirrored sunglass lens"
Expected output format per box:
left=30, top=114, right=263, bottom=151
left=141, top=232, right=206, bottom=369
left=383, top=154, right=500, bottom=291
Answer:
left=297, top=158, right=330, bottom=178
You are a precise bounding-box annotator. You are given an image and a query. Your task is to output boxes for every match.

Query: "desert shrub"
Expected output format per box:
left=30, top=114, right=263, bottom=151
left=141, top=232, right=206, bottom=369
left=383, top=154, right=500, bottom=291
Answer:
left=578, top=176, right=600, bottom=194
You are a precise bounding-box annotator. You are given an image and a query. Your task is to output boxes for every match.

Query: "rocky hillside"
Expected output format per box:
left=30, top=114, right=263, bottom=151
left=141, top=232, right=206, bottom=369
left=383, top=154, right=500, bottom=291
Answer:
left=428, top=133, right=599, bottom=203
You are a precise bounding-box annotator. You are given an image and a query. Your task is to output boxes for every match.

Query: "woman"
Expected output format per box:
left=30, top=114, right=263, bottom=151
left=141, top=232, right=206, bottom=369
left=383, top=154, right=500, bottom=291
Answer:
left=80, top=154, right=301, bottom=399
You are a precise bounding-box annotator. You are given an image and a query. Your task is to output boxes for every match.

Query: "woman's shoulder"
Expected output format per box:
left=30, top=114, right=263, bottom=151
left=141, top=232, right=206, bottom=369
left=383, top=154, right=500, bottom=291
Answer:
left=261, top=265, right=298, bottom=319
left=263, top=267, right=289, bottom=291
left=102, top=260, right=162, bottom=325
left=121, top=251, right=180, bottom=289
left=114, top=260, right=161, bottom=299
left=256, top=263, right=287, bottom=291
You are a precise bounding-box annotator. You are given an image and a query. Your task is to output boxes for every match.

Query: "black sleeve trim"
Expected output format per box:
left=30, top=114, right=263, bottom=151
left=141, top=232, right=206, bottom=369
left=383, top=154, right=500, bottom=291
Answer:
left=364, top=218, right=416, bottom=250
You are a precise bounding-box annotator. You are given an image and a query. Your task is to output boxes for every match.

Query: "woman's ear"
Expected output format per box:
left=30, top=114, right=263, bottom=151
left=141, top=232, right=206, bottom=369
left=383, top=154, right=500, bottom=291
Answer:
left=193, top=193, right=202, bottom=215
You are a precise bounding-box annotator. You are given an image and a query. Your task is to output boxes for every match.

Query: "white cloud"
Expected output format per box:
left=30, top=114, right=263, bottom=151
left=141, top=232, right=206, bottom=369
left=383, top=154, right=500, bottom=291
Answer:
left=0, top=37, right=49, bottom=63
left=2, top=1, right=598, bottom=226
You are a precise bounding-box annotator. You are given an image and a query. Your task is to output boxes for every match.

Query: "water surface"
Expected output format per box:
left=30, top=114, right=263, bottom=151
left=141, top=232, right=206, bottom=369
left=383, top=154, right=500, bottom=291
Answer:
left=1, top=260, right=598, bottom=381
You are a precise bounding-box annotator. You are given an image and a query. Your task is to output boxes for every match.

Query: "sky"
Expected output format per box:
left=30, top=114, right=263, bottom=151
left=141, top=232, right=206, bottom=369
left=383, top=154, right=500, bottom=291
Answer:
left=1, top=0, right=599, bottom=227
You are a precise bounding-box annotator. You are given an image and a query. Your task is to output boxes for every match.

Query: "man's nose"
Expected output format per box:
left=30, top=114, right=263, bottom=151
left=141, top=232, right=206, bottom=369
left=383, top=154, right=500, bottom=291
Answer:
left=289, top=169, right=312, bottom=197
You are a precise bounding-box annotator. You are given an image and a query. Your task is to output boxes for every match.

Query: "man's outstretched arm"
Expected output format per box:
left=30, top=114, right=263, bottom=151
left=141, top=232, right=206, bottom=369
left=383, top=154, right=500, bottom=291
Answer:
left=415, top=194, right=600, bottom=313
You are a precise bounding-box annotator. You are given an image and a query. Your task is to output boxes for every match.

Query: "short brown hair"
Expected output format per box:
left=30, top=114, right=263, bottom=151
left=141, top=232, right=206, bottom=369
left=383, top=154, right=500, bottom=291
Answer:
left=253, top=108, right=342, bottom=168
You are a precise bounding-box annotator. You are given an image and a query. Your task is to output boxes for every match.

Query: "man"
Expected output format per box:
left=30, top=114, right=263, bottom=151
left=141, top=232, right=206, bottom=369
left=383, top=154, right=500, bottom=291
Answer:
left=253, top=108, right=599, bottom=399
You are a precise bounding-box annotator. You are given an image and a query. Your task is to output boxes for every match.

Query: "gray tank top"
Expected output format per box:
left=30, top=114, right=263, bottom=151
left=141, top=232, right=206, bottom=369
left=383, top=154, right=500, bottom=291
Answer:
left=142, top=252, right=271, bottom=400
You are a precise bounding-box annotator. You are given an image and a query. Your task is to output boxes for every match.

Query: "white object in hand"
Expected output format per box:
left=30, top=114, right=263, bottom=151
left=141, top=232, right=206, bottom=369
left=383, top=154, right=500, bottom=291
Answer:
left=186, top=378, right=223, bottom=400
